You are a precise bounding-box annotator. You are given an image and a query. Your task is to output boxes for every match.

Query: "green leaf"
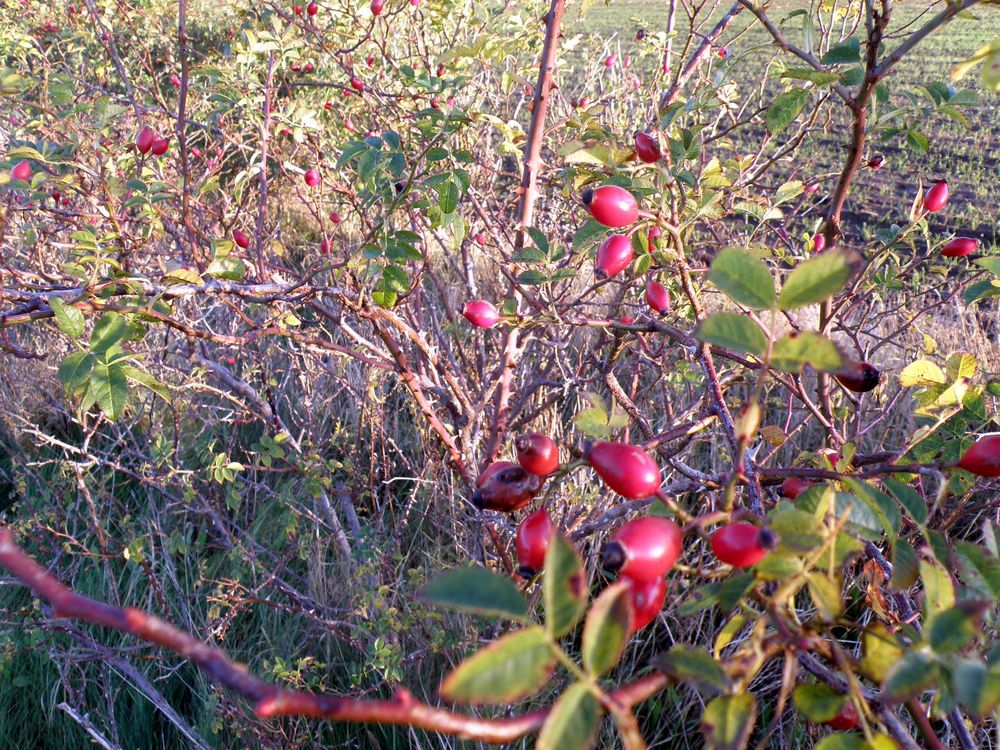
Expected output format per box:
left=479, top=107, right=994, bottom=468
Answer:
left=440, top=627, right=555, bottom=704
left=695, top=313, right=768, bottom=356
left=884, top=478, right=927, bottom=526
left=49, top=297, right=85, bottom=338
left=123, top=366, right=171, bottom=402
left=582, top=580, right=632, bottom=676
left=890, top=541, right=920, bottom=590
left=955, top=542, right=1000, bottom=598
left=706, top=248, right=776, bottom=310
left=792, top=683, right=847, bottom=722
left=655, top=645, right=728, bottom=691
left=419, top=565, right=528, bottom=620
left=701, top=694, right=756, bottom=750
left=928, top=605, right=977, bottom=654
left=206, top=257, right=247, bottom=281
left=815, top=736, right=865, bottom=750
left=536, top=682, right=601, bottom=750
left=717, top=572, right=756, bottom=612
left=920, top=558, right=955, bottom=616
left=821, top=38, right=861, bottom=65
left=88, top=360, right=128, bottom=419
left=842, top=478, right=901, bottom=537
left=883, top=650, right=938, bottom=701
left=806, top=572, right=843, bottom=622
left=778, top=250, right=858, bottom=309
left=89, top=312, right=128, bottom=356
left=766, top=89, right=810, bottom=135
left=953, top=658, right=1000, bottom=717
left=544, top=533, right=587, bottom=638
left=59, top=352, right=95, bottom=392
left=771, top=332, right=843, bottom=373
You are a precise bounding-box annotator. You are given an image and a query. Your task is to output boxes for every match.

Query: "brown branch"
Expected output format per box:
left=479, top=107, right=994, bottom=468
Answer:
left=484, top=0, right=566, bottom=463
left=0, top=527, right=666, bottom=743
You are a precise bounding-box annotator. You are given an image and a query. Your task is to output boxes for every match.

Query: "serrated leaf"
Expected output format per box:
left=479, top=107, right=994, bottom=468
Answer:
left=920, top=557, right=955, bottom=615
left=88, top=360, right=128, bottom=419
left=821, top=38, right=861, bottom=65
left=928, top=605, right=977, bottom=654
left=717, top=572, right=756, bottom=612
left=419, top=565, right=528, bottom=620
left=890, top=541, right=920, bottom=590
left=766, top=89, right=810, bottom=135
left=544, top=533, right=587, bottom=637
left=206, top=257, right=247, bottom=281
left=898, top=360, right=946, bottom=387
left=702, top=694, right=756, bottom=750
left=49, top=297, right=85, bottom=338
left=778, top=250, right=858, bottom=309
left=582, top=581, right=632, bottom=676
left=706, top=248, right=776, bottom=310
left=883, top=650, right=938, bottom=701
left=955, top=542, right=1000, bottom=598
left=123, top=366, right=170, bottom=402
left=89, top=312, right=128, bottom=356
left=536, top=682, right=601, bottom=750
left=884, top=478, right=927, bottom=526
left=656, top=645, right=728, bottom=690
left=842, top=478, right=901, bottom=537
left=440, top=627, right=555, bottom=704
left=59, top=351, right=94, bottom=392
left=771, top=332, right=843, bottom=373
left=695, top=313, right=768, bottom=356
left=792, top=684, right=847, bottom=722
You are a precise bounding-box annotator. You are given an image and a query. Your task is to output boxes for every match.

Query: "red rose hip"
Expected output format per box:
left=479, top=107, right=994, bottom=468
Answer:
left=645, top=279, right=670, bottom=314
left=582, top=185, right=639, bottom=228
left=462, top=300, right=500, bottom=328
left=304, top=169, right=321, bottom=186
left=151, top=138, right=170, bottom=156
left=780, top=477, right=812, bottom=500
left=471, top=464, right=542, bottom=513
left=634, top=131, right=661, bottom=164
left=370, top=0, right=384, bottom=14
left=233, top=230, right=250, bottom=249
left=10, top=160, right=32, bottom=182
left=941, top=237, right=979, bottom=257
left=923, top=180, right=949, bottom=212
left=834, top=361, right=881, bottom=393
left=825, top=702, right=859, bottom=731
left=958, top=434, right=1000, bottom=477
left=602, top=516, right=682, bottom=581
left=516, top=434, right=559, bottom=477
left=595, top=234, right=634, bottom=278
left=627, top=576, right=667, bottom=632
left=516, top=509, right=554, bottom=578
left=135, top=126, right=156, bottom=154
left=710, top=523, right=774, bottom=568
left=587, top=441, right=661, bottom=499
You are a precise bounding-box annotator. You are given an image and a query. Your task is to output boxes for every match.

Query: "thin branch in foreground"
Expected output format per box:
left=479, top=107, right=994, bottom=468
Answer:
left=0, top=527, right=665, bottom=743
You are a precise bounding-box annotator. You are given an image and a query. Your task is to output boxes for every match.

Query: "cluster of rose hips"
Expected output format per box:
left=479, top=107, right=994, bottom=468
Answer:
left=135, top=125, right=170, bottom=156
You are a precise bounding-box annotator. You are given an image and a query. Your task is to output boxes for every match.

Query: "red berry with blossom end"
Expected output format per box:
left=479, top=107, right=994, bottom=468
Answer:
left=645, top=279, right=670, bottom=314
left=710, top=523, right=775, bottom=568
left=941, top=237, right=979, bottom=258
left=233, top=230, right=250, bottom=249
left=370, top=0, right=384, bottom=14
left=171, top=73, right=181, bottom=87
left=587, top=442, right=662, bottom=499
left=151, top=138, right=170, bottom=156
left=636, top=29, right=645, bottom=40
left=516, top=434, right=560, bottom=477
left=329, top=211, right=341, bottom=224
left=834, top=360, right=881, bottom=393
left=476, top=460, right=516, bottom=488
left=604, top=54, right=616, bottom=67
left=634, top=131, right=661, bottom=164
left=868, top=155, right=884, bottom=169
left=603, top=516, right=681, bottom=581
left=472, top=464, right=542, bottom=513
left=10, top=161, right=32, bottom=182
left=595, top=234, right=634, bottom=278
left=627, top=576, right=666, bottom=632
left=923, top=180, right=949, bottom=212
left=304, top=169, right=321, bottom=187
left=307, top=1, right=318, bottom=14
left=805, top=183, right=819, bottom=194
left=825, top=702, right=859, bottom=731
left=462, top=300, right=500, bottom=328
left=516, top=509, right=553, bottom=578
left=474, top=232, right=486, bottom=246
left=958, top=434, right=1000, bottom=477
left=582, top=185, right=639, bottom=228
left=350, top=77, right=364, bottom=91
left=780, top=477, right=813, bottom=500
left=135, top=126, right=156, bottom=154
left=812, top=233, right=826, bottom=253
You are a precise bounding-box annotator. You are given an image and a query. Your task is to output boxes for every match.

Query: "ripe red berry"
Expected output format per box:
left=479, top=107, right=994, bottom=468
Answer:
left=233, top=230, right=250, bottom=249
left=818, top=448, right=840, bottom=468
left=603, top=516, right=681, bottom=581
left=582, top=185, right=639, bottom=228
left=812, top=233, right=826, bottom=253
left=151, top=138, right=170, bottom=156
left=634, top=131, right=661, bottom=163
left=293, top=4, right=303, bottom=14
left=171, top=73, right=182, bottom=87
left=718, top=47, right=728, bottom=59
left=367, top=53, right=376, bottom=67
left=477, top=460, right=517, bottom=488
left=710, top=523, right=774, bottom=568
left=304, top=169, right=321, bottom=187
left=472, top=464, right=542, bottom=513
left=350, top=77, right=364, bottom=91
left=307, top=1, right=318, bottom=14
left=51, top=191, right=60, bottom=202
left=834, top=360, right=881, bottom=393
left=780, top=477, right=813, bottom=500
left=516, top=434, right=559, bottom=477
left=805, top=183, right=819, bottom=194
left=462, top=300, right=500, bottom=328
left=604, top=54, right=616, bottom=68
left=370, top=0, right=384, bottom=14
left=587, top=442, right=661, bottom=499
left=303, top=62, right=314, bottom=73
left=10, top=160, right=32, bottom=182
left=635, top=29, right=645, bottom=41
left=135, top=126, right=156, bottom=154
left=627, top=576, right=666, bottom=632
left=825, top=701, right=859, bottom=731
left=474, top=232, right=486, bottom=246
left=868, top=155, right=884, bottom=169
left=329, top=211, right=341, bottom=224
left=958, top=434, right=1000, bottom=477
left=941, top=237, right=979, bottom=258
left=923, top=180, right=949, bottom=212
left=595, top=234, right=634, bottom=278
left=516, top=509, right=553, bottom=578
left=645, top=279, right=670, bottom=314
